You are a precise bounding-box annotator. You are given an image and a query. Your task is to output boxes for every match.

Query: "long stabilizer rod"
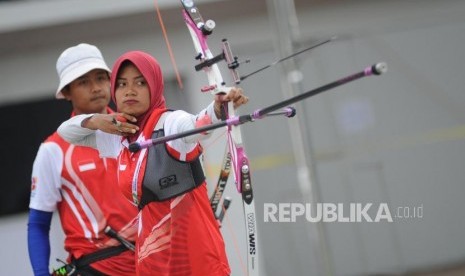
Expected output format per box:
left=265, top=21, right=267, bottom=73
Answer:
left=240, top=36, right=336, bottom=81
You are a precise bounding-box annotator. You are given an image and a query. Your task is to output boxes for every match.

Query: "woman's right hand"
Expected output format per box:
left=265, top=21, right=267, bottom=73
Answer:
left=82, top=113, right=139, bottom=136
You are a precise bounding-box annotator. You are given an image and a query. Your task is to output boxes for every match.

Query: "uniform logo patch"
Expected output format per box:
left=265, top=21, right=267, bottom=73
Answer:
left=159, top=175, right=178, bottom=189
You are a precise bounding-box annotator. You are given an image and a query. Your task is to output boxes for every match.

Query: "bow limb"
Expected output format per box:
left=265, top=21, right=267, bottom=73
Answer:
left=180, top=1, right=259, bottom=275
left=180, top=2, right=249, bottom=194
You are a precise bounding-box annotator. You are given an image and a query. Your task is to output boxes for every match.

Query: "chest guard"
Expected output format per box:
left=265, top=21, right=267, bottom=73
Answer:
left=138, top=129, right=205, bottom=209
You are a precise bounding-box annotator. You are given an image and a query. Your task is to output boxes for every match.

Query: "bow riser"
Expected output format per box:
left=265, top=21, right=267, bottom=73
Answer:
left=182, top=7, right=248, bottom=194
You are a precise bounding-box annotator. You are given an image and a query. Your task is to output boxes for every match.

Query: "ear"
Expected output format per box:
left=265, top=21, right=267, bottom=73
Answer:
left=61, top=86, right=72, bottom=101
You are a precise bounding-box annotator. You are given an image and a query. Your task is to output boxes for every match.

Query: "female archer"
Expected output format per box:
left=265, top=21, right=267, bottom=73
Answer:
left=58, top=50, right=248, bottom=275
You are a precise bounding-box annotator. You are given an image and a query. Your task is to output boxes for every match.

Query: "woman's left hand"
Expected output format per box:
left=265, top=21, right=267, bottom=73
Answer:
left=214, top=87, right=249, bottom=118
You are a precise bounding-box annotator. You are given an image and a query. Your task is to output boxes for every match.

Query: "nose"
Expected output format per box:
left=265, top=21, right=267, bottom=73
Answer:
left=91, top=79, right=103, bottom=93
left=125, top=86, right=137, bottom=96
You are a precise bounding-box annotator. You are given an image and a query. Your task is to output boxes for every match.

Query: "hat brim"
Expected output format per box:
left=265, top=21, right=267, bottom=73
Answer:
left=56, top=60, right=110, bottom=99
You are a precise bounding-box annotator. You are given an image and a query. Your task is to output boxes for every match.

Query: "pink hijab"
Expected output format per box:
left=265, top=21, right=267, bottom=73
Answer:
left=110, top=51, right=167, bottom=140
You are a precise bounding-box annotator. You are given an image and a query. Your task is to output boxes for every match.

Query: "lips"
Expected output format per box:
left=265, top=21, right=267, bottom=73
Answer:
left=91, top=95, right=107, bottom=101
left=123, top=99, right=139, bottom=105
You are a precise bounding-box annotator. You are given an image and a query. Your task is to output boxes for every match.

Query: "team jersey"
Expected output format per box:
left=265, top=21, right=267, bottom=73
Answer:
left=30, top=129, right=138, bottom=275
left=58, top=103, right=231, bottom=276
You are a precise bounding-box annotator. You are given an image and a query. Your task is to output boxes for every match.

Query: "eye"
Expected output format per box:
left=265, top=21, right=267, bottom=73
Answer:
left=116, top=81, right=126, bottom=88
left=97, top=75, right=109, bottom=82
left=78, top=79, right=89, bottom=86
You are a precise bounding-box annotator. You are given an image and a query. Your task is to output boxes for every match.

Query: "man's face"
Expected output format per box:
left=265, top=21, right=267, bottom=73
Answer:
left=62, top=69, right=111, bottom=115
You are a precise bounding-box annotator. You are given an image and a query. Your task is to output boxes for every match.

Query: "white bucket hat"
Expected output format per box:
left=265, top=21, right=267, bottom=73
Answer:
left=55, top=43, right=111, bottom=99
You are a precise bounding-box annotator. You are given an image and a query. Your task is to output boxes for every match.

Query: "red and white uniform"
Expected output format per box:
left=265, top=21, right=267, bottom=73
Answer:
left=30, top=114, right=138, bottom=275
left=58, top=103, right=231, bottom=276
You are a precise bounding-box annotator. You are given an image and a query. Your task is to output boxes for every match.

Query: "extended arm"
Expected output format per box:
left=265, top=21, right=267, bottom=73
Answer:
left=166, top=88, right=248, bottom=149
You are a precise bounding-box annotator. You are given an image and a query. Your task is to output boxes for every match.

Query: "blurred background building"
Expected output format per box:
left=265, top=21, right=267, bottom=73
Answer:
left=1, top=0, right=465, bottom=275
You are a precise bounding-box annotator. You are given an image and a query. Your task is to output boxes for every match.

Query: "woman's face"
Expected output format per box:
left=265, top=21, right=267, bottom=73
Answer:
left=115, top=63, right=151, bottom=117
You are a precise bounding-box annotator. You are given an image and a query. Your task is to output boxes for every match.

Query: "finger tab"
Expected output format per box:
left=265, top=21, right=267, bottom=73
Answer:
left=116, top=115, right=128, bottom=123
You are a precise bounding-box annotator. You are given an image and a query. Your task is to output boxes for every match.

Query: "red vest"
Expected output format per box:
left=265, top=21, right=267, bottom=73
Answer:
left=47, top=132, right=138, bottom=275
left=116, top=108, right=230, bottom=275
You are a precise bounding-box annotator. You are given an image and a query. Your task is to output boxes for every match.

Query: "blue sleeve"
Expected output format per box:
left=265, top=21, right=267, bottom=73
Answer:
left=28, top=208, right=53, bottom=276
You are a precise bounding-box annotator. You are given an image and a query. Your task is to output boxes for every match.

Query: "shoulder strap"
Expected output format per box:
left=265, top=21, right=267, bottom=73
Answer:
left=72, top=244, right=129, bottom=268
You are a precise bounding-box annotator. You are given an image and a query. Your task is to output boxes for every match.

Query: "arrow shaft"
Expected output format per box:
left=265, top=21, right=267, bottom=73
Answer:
left=131, top=62, right=386, bottom=151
